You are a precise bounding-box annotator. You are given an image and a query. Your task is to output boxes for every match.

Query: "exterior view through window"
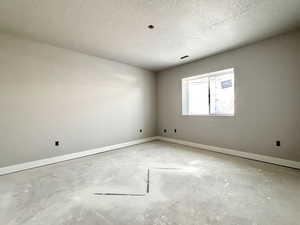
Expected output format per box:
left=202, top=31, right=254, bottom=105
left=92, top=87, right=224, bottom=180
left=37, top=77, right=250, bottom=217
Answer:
left=182, top=68, right=235, bottom=116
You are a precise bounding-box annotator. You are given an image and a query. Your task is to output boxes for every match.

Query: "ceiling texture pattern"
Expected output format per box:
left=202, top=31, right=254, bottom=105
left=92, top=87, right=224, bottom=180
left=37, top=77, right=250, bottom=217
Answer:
left=0, top=0, right=299, bottom=71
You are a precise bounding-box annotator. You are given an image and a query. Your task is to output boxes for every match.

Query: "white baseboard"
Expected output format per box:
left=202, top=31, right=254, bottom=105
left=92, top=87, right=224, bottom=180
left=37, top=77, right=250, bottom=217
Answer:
left=157, top=136, right=300, bottom=170
left=0, top=136, right=158, bottom=175
left=1, top=136, right=298, bottom=175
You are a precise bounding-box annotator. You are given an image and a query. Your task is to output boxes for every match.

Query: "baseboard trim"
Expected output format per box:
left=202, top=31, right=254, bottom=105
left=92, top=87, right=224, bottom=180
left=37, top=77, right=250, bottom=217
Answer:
left=0, top=136, right=158, bottom=176
left=157, top=136, right=300, bottom=169
left=2, top=136, right=298, bottom=175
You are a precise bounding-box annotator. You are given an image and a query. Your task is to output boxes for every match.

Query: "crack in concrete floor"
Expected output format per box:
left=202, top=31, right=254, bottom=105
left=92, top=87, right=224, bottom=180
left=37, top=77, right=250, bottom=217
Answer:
left=93, top=167, right=182, bottom=197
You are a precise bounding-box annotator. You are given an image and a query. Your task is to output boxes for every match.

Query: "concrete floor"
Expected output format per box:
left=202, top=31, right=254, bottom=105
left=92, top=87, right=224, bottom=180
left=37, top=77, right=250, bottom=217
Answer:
left=0, top=141, right=299, bottom=225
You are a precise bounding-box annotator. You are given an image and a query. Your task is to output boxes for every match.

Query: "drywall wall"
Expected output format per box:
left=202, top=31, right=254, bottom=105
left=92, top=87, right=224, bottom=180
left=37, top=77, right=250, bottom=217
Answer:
left=0, top=33, right=156, bottom=167
left=157, top=30, right=300, bottom=162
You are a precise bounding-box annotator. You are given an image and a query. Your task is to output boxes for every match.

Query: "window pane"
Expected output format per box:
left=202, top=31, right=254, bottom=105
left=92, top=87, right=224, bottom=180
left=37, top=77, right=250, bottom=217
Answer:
left=210, top=72, right=234, bottom=115
left=188, top=77, right=209, bottom=115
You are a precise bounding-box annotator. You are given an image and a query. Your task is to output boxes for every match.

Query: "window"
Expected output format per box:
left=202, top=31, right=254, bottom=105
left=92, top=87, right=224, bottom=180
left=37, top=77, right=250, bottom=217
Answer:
left=182, top=68, right=235, bottom=116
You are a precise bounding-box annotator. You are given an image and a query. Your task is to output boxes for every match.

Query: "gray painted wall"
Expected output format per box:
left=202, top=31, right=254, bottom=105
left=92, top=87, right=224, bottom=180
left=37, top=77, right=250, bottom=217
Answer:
left=0, top=34, right=156, bottom=167
left=157, top=30, right=300, bottom=162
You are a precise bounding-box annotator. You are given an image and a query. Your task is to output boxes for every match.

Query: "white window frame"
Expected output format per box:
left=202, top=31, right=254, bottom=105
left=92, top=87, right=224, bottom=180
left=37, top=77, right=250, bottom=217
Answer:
left=182, top=68, right=235, bottom=117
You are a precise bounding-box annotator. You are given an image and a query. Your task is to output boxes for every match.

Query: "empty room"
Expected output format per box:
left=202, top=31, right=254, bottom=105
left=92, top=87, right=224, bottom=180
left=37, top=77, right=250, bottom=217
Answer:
left=0, top=1, right=300, bottom=225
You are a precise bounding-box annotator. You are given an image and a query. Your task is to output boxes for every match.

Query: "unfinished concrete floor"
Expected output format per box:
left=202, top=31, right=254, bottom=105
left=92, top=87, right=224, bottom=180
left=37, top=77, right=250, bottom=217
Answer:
left=0, top=141, right=299, bottom=225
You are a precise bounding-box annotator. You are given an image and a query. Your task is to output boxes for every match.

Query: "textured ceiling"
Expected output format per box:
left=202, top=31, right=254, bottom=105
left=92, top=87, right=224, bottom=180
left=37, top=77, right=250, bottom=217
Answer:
left=0, top=0, right=299, bottom=71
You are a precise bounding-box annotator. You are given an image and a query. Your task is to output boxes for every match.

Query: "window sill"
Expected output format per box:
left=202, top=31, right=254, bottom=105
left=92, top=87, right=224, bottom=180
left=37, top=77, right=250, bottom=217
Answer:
left=182, top=114, right=235, bottom=117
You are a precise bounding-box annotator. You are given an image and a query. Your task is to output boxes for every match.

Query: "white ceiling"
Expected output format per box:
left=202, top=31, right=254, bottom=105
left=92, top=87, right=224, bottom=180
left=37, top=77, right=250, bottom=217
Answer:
left=0, top=0, right=299, bottom=71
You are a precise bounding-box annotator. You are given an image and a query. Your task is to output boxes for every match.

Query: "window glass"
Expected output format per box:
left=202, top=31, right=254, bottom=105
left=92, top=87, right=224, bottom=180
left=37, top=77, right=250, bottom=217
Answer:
left=182, top=68, right=234, bottom=116
left=188, top=77, right=209, bottom=115
left=210, top=73, right=234, bottom=115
